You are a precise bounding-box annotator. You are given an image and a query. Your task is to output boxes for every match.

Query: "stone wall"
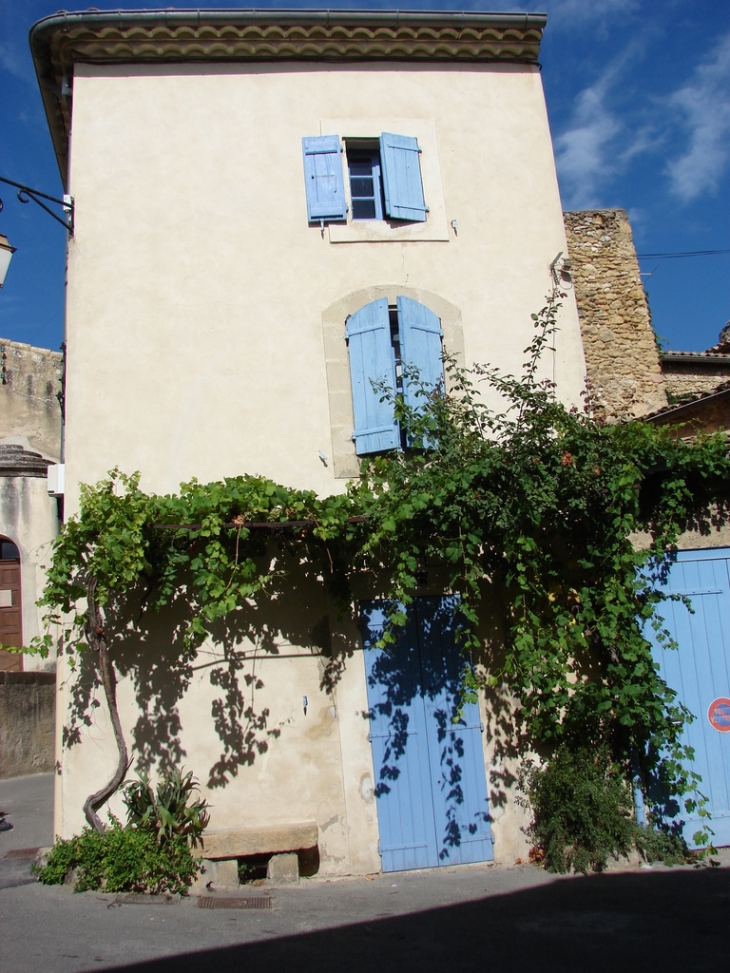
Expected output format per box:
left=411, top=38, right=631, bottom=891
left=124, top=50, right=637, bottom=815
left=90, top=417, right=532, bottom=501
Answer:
left=0, top=671, right=55, bottom=778
left=663, top=365, right=730, bottom=400
left=0, top=340, right=63, bottom=460
left=564, top=209, right=667, bottom=420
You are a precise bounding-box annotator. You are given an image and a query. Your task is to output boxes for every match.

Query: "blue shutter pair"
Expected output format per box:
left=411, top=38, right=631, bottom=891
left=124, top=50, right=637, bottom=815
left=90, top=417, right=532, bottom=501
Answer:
left=302, top=134, right=427, bottom=224
left=346, top=297, right=443, bottom=456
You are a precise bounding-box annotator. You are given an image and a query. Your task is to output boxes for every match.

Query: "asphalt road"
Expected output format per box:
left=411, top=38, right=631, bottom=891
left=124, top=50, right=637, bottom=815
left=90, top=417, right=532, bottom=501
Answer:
left=2, top=773, right=729, bottom=973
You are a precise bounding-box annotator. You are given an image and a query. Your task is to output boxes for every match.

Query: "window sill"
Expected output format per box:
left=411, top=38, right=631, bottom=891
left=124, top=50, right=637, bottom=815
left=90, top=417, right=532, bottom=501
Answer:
left=328, top=218, right=449, bottom=244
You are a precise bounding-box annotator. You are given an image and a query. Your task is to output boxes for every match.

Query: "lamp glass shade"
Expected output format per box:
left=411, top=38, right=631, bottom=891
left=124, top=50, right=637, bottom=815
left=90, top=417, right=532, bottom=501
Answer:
left=0, top=234, right=16, bottom=289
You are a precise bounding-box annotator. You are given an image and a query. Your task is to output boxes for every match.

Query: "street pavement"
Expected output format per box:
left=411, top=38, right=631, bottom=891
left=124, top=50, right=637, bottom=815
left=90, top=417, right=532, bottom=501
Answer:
left=2, top=772, right=730, bottom=973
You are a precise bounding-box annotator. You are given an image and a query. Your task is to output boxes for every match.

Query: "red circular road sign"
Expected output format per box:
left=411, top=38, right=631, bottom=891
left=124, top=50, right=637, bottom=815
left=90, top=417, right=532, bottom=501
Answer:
left=707, top=697, right=730, bottom=733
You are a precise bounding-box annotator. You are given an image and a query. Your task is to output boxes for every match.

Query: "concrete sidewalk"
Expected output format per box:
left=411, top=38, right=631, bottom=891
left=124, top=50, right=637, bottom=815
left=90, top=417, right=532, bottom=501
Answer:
left=0, top=771, right=54, bottom=892
left=2, top=772, right=729, bottom=973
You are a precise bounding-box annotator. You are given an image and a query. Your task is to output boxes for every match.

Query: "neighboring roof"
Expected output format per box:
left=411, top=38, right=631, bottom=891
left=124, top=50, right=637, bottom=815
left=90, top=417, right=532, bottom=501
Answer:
left=30, top=8, right=547, bottom=187
left=645, top=380, right=730, bottom=425
left=661, top=349, right=730, bottom=365
left=0, top=444, right=52, bottom=478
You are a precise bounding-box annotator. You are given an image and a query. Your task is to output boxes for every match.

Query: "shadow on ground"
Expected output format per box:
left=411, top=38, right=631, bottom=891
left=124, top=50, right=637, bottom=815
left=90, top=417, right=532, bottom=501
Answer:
left=102, top=865, right=730, bottom=973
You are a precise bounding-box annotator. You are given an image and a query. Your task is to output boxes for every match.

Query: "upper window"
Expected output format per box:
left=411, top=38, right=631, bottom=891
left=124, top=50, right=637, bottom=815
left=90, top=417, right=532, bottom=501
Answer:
left=302, top=133, right=428, bottom=225
left=346, top=297, right=443, bottom=455
left=347, top=144, right=385, bottom=221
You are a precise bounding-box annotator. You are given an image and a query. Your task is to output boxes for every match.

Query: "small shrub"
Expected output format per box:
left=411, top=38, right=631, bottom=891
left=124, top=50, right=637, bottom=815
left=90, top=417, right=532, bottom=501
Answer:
left=519, top=745, right=641, bottom=874
left=634, top=816, right=690, bottom=866
left=123, top=768, right=209, bottom=847
left=35, top=768, right=209, bottom=893
left=34, top=818, right=201, bottom=894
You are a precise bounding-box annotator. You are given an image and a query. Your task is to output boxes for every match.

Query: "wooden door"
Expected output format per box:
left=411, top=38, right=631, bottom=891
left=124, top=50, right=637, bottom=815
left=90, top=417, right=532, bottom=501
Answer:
left=0, top=556, right=22, bottom=672
left=362, top=596, right=493, bottom=871
left=647, top=549, right=730, bottom=846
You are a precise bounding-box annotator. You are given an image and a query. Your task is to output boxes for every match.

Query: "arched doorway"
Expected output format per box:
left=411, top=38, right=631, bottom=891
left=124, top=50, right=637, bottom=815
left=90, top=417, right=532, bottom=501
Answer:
left=0, top=538, right=22, bottom=672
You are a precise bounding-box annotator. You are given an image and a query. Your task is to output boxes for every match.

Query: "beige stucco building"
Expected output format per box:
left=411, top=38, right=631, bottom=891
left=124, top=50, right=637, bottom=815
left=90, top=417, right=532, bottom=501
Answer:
left=32, top=9, right=589, bottom=877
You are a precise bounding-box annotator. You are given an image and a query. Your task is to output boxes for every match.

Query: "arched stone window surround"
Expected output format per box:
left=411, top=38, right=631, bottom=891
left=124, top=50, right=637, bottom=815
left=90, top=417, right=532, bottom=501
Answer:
left=322, top=286, right=464, bottom=478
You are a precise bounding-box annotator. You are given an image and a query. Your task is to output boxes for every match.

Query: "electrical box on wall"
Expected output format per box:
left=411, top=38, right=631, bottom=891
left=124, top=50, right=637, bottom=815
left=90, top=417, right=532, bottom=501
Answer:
left=46, top=463, right=65, bottom=497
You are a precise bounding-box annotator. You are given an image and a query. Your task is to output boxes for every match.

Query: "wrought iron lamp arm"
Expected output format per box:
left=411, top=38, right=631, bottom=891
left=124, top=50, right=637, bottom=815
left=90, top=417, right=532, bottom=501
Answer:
left=0, top=175, right=73, bottom=234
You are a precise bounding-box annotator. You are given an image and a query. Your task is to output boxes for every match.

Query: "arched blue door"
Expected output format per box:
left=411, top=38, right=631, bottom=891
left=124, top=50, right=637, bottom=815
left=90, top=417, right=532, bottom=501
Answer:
left=362, top=596, right=494, bottom=871
left=647, top=548, right=730, bottom=846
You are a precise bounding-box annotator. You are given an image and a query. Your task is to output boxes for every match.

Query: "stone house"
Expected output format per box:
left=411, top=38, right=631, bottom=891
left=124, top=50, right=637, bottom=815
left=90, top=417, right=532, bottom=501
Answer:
left=565, top=208, right=730, bottom=846
left=0, top=339, right=62, bottom=777
left=31, top=8, right=592, bottom=876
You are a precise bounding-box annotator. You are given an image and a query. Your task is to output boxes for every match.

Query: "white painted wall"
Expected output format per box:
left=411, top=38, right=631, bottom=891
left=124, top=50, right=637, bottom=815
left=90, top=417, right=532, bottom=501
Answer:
left=65, top=60, right=584, bottom=504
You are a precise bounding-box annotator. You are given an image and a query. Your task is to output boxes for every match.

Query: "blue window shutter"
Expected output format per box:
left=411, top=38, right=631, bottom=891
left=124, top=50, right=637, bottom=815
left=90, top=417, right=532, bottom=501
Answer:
left=397, top=297, right=443, bottom=446
left=397, top=297, right=443, bottom=405
left=346, top=299, right=400, bottom=455
left=379, top=133, right=427, bottom=222
left=302, top=135, right=347, bottom=222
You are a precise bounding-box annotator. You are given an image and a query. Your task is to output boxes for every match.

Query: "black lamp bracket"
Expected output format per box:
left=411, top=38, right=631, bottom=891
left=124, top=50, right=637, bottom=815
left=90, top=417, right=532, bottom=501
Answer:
left=0, top=175, right=73, bottom=235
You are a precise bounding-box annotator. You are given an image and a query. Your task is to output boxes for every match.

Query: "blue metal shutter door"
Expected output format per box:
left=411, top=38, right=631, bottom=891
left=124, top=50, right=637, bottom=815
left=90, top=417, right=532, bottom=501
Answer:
left=379, top=133, right=427, bottom=222
left=415, top=597, right=494, bottom=865
left=648, top=549, right=730, bottom=846
left=302, top=135, right=347, bottom=221
left=362, top=602, right=440, bottom=871
left=346, top=299, right=400, bottom=455
left=362, top=597, right=494, bottom=872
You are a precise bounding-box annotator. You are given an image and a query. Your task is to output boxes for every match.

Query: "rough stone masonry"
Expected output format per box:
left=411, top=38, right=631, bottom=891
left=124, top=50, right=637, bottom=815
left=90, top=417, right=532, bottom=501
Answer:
left=564, top=209, right=668, bottom=421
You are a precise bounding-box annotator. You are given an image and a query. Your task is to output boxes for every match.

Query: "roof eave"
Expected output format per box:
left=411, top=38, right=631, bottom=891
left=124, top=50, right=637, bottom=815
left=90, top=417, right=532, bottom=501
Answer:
left=29, top=7, right=547, bottom=188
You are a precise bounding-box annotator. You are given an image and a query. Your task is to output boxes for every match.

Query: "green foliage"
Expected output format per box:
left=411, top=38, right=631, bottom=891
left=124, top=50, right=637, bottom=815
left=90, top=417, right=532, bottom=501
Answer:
left=29, top=287, right=730, bottom=849
left=35, top=769, right=208, bottom=893
left=519, top=745, right=690, bottom=873
left=519, top=745, right=638, bottom=873
left=123, top=769, right=209, bottom=847
left=34, top=818, right=200, bottom=894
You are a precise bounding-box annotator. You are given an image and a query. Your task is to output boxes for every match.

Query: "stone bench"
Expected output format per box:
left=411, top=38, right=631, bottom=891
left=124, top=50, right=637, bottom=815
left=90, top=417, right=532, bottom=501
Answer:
left=193, top=822, right=319, bottom=889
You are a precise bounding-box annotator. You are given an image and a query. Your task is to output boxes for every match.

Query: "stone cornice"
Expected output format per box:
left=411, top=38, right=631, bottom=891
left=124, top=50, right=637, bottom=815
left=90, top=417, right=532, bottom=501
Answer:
left=30, top=9, right=546, bottom=186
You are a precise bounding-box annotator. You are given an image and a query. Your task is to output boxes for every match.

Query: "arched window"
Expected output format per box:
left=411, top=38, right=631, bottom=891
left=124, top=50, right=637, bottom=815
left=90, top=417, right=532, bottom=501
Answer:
left=346, top=296, right=443, bottom=455
left=0, top=538, right=22, bottom=672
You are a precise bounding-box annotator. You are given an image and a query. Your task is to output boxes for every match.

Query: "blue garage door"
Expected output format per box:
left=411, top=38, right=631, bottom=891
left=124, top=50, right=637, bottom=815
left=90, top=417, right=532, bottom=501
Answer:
left=361, top=596, right=494, bottom=871
left=647, top=548, right=730, bottom=847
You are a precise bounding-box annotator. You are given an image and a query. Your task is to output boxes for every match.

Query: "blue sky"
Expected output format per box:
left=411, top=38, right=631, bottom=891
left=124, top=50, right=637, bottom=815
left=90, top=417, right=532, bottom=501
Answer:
left=0, top=0, right=728, bottom=352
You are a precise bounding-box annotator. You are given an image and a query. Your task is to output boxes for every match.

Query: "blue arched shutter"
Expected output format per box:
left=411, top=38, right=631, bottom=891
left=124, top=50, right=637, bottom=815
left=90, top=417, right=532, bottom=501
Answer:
left=346, top=299, right=400, bottom=455
left=379, top=134, right=427, bottom=222
left=397, top=297, right=443, bottom=447
left=302, top=136, right=347, bottom=222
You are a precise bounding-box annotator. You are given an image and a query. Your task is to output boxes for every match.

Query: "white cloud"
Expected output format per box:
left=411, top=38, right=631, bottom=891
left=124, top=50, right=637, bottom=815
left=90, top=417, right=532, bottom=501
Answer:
left=554, top=85, right=621, bottom=208
left=553, top=41, right=655, bottom=208
left=0, top=41, right=32, bottom=84
left=665, top=32, right=730, bottom=202
left=545, top=0, right=639, bottom=22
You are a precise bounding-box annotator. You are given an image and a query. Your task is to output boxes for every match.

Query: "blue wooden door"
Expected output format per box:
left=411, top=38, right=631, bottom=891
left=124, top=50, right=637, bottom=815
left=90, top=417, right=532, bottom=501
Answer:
left=647, top=548, right=730, bottom=846
left=362, top=596, right=494, bottom=871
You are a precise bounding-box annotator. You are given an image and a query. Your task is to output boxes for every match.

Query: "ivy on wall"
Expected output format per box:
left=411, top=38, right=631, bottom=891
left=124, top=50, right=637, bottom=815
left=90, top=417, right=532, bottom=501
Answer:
left=31, top=291, right=730, bottom=846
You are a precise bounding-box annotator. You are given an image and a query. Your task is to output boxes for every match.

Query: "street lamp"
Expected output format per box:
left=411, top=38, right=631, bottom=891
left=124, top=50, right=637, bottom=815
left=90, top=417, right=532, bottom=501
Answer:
left=0, top=232, right=16, bottom=289
left=0, top=175, right=74, bottom=290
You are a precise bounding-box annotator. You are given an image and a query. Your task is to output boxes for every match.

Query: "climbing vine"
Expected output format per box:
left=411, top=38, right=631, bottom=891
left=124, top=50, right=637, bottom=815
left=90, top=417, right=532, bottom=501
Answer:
left=30, top=290, right=730, bottom=846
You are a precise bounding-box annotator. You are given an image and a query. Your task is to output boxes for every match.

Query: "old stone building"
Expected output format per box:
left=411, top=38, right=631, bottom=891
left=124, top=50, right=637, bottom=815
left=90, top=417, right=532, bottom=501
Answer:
left=563, top=208, right=668, bottom=420
left=564, top=207, right=730, bottom=435
left=0, top=339, right=62, bottom=674
left=565, top=209, right=730, bottom=846
left=0, top=339, right=62, bottom=777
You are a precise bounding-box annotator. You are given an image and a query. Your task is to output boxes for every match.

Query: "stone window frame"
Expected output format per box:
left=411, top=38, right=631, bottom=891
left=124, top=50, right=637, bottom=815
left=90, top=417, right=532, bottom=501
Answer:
left=323, top=286, right=464, bottom=478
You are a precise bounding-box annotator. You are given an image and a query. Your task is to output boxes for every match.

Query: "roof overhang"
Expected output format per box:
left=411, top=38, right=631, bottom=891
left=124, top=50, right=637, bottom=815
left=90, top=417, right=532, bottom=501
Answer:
left=646, top=384, right=730, bottom=426
left=661, top=352, right=730, bottom=366
left=29, top=8, right=547, bottom=188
